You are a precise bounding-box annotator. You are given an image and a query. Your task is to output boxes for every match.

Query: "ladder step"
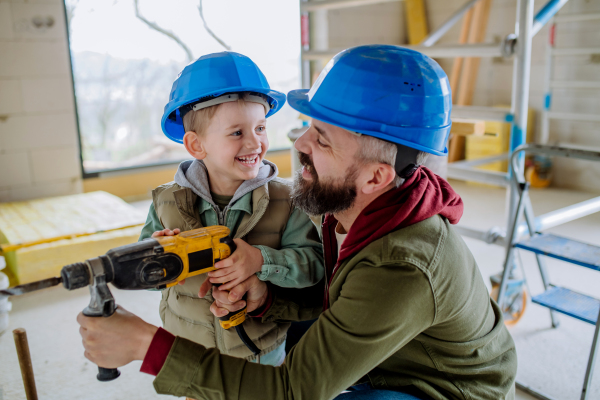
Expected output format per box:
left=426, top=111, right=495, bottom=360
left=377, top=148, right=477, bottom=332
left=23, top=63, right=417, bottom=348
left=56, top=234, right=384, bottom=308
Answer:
left=547, top=112, right=600, bottom=123
left=532, top=286, right=599, bottom=325
left=515, top=234, right=600, bottom=271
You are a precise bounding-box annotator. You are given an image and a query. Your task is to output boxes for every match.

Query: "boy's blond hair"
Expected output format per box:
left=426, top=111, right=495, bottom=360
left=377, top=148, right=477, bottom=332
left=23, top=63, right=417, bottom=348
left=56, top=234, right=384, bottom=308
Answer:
left=182, top=92, right=269, bottom=136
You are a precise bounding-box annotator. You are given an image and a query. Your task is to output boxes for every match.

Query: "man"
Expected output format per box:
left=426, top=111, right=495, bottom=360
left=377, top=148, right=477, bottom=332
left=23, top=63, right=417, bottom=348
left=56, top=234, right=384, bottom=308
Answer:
left=78, top=45, right=517, bottom=400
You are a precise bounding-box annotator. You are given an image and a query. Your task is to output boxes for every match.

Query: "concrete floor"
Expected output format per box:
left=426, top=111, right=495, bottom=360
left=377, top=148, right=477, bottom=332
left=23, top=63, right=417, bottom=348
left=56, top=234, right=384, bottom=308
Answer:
left=0, top=181, right=599, bottom=399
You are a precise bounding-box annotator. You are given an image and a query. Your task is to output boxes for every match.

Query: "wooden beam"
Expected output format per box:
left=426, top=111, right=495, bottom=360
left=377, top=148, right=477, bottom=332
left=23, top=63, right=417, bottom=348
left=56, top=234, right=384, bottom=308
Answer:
left=405, top=0, right=429, bottom=45
left=456, top=0, right=493, bottom=106
left=450, top=118, right=486, bottom=136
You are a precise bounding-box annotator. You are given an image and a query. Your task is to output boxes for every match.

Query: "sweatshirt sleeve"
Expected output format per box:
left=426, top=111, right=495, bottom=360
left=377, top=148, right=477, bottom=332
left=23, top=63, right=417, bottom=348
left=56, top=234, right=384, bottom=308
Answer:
left=152, top=261, right=436, bottom=400
left=139, top=203, right=164, bottom=242
left=254, top=207, right=324, bottom=288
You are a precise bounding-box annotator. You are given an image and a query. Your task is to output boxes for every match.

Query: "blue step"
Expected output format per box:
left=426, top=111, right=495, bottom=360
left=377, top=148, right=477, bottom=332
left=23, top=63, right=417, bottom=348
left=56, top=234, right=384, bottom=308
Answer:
left=515, top=233, right=600, bottom=271
left=532, top=286, right=600, bottom=325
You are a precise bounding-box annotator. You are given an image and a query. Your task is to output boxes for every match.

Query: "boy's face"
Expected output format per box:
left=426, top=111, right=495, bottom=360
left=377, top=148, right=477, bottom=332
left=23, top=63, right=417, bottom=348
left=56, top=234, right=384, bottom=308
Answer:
left=188, top=101, right=269, bottom=188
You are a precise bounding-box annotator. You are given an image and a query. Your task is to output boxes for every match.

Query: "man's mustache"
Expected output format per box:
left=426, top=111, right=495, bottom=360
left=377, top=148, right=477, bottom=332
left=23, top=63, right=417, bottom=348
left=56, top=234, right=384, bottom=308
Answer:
left=298, top=152, right=317, bottom=180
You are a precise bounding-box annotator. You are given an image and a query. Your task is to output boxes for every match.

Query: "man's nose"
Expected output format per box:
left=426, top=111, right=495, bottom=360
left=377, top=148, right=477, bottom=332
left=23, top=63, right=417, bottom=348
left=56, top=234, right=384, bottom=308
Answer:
left=294, top=127, right=311, bottom=155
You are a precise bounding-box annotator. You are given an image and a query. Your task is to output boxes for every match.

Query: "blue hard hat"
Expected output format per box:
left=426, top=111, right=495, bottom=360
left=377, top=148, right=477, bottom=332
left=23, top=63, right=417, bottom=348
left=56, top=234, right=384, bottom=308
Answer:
left=161, top=52, right=287, bottom=143
left=287, top=45, right=452, bottom=155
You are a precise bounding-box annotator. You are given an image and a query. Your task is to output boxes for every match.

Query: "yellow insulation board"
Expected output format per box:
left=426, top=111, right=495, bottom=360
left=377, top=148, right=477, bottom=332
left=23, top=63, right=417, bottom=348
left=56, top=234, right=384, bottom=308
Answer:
left=4, top=226, right=143, bottom=286
left=0, top=191, right=147, bottom=285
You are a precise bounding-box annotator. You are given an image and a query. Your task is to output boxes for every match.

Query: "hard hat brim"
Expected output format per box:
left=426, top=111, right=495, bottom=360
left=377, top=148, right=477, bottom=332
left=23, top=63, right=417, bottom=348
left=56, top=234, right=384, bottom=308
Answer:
left=287, top=89, right=449, bottom=156
left=161, top=87, right=287, bottom=144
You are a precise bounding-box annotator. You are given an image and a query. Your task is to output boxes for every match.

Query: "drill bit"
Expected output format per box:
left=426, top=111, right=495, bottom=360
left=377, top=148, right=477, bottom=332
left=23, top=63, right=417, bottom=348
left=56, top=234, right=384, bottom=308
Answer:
left=0, top=276, right=62, bottom=297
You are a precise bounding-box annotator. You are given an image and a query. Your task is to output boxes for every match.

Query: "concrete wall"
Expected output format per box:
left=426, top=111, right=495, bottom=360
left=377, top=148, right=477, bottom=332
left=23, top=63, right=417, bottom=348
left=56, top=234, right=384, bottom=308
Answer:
left=319, top=0, right=600, bottom=193
left=0, top=0, right=82, bottom=201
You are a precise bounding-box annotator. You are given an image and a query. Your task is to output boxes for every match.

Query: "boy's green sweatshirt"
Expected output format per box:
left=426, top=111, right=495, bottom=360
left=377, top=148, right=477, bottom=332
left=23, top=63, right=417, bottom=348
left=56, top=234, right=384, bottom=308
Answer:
left=150, top=215, right=517, bottom=400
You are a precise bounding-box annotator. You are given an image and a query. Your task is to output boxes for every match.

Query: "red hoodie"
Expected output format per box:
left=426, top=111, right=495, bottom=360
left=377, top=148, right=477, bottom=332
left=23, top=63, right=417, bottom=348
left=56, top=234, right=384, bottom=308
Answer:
left=322, top=166, right=464, bottom=310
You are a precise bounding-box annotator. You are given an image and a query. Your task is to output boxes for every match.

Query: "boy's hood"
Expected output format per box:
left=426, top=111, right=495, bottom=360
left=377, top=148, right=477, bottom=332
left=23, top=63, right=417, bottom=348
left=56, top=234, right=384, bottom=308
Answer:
left=173, top=159, right=279, bottom=209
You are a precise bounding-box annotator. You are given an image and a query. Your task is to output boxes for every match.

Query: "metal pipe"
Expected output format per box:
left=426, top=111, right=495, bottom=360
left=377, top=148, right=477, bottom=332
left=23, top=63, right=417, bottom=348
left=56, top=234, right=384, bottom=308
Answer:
left=533, top=196, right=600, bottom=232
left=421, top=0, right=481, bottom=47
left=301, top=0, right=311, bottom=89
left=581, top=308, right=600, bottom=400
left=540, top=21, right=554, bottom=144
left=301, top=0, right=401, bottom=12
left=506, top=0, right=534, bottom=237
left=531, top=0, right=570, bottom=37
left=302, top=42, right=505, bottom=60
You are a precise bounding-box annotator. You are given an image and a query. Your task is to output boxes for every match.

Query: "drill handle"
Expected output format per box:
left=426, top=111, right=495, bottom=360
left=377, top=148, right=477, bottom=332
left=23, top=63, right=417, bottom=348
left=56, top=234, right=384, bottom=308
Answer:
left=80, top=258, right=121, bottom=382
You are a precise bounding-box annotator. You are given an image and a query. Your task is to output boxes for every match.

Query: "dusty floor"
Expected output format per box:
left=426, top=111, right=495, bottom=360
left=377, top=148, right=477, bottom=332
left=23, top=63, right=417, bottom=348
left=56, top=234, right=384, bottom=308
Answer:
left=0, top=180, right=599, bottom=399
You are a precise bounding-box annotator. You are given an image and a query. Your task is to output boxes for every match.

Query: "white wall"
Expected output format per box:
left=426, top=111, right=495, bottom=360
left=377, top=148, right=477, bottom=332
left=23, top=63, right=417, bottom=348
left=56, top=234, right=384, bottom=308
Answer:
left=0, top=0, right=82, bottom=202
left=320, top=0, right=600, bottom=193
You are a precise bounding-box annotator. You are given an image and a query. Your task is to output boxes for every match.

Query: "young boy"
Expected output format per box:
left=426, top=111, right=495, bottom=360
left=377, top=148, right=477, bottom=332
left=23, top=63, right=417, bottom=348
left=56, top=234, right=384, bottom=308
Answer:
left=139, top=52, right=323, bottom=367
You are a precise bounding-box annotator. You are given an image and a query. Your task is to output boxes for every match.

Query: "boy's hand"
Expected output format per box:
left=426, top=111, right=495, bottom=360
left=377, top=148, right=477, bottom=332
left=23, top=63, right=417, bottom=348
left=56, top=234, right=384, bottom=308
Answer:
left=151, top=228, right=186, bottom=285
left=151, top=228, right=180, bottom=238
left=207, top=238, right=264, bottom=291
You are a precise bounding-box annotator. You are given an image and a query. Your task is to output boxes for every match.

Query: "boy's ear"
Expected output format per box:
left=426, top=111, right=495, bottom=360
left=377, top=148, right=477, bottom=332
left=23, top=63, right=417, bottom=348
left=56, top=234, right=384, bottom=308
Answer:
left=183, top=131, right=207, bottom=160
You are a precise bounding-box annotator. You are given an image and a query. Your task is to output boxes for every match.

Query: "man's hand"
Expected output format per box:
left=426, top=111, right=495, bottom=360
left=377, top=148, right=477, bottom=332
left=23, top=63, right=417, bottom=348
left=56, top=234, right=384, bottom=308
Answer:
left=77, top=306, right=158, bottom=369
left=203, top=275, right=269, bottom=317
left=207, top=238, right=264, bottom=291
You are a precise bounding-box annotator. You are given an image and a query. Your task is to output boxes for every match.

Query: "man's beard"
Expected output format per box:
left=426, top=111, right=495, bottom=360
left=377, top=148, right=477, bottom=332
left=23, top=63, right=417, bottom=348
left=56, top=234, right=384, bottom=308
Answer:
left=291, top=151, right=359, bottom=216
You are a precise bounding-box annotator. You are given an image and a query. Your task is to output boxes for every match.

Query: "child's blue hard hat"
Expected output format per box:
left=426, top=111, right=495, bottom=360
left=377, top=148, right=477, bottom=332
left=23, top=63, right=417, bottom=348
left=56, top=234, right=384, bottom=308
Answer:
left=287, top=45, right=452, bottom=155
left=161, top=52, right=287, bottom=143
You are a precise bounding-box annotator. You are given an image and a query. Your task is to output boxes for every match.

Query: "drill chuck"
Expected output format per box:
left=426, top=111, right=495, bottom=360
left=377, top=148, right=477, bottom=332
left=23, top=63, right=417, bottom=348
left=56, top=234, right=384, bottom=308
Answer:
left=61, top=262, right=91, bottom=290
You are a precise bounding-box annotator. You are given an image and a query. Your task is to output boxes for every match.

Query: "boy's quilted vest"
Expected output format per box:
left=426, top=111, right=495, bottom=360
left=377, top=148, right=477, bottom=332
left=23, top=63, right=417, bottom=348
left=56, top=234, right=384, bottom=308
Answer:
left=152, top=178, right=293, bottom=360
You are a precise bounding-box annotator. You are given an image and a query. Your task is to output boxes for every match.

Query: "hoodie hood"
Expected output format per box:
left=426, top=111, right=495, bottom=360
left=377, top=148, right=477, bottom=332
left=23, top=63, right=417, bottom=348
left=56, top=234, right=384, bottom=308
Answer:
left=173, top=159, right=278, bottom=209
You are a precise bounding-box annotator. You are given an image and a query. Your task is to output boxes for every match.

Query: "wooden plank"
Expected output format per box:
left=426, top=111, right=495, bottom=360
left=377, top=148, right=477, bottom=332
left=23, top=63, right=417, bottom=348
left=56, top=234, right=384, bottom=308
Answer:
left=449, top=0, right=493, bottom=162
left=450, top=118, right=486, bottom=136
left=449, top=7, right=474, bottom=102
left=405, top=0, right=429, bottom=45
left=456, top=0, right=493, bottom=106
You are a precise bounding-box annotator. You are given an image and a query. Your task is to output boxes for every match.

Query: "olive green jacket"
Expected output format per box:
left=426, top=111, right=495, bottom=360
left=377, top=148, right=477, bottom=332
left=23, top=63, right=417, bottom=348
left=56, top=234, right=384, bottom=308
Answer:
left=151, top=215, right=517, bottom=399
left=140, top=177, right=323, bottom=360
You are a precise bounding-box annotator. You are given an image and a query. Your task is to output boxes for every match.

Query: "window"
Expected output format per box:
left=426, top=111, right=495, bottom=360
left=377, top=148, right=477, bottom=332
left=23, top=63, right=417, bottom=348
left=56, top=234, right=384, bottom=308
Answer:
left=65, top=0, right=300, bottom=176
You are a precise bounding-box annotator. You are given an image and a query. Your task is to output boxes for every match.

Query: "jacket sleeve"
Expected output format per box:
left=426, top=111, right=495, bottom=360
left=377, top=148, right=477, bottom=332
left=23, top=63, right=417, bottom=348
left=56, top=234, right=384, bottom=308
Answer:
left=152, top=261, right=436, bottom=400
left=254, top=207, right=324, bottom=288
left=138, top=203, right=164, bottom=242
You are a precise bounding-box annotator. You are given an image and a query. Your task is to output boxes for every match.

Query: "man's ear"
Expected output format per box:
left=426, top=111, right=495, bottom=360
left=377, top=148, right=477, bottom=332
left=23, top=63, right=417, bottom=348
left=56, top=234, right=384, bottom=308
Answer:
left=361, top=163, right=396, bottom=195
left=183, top=131, right=207, bottom=160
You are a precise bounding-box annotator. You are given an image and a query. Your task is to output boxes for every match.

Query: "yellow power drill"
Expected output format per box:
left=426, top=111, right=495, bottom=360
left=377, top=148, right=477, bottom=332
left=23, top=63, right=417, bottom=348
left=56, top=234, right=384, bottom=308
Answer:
left=1, top=226, right=261, bottom=381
